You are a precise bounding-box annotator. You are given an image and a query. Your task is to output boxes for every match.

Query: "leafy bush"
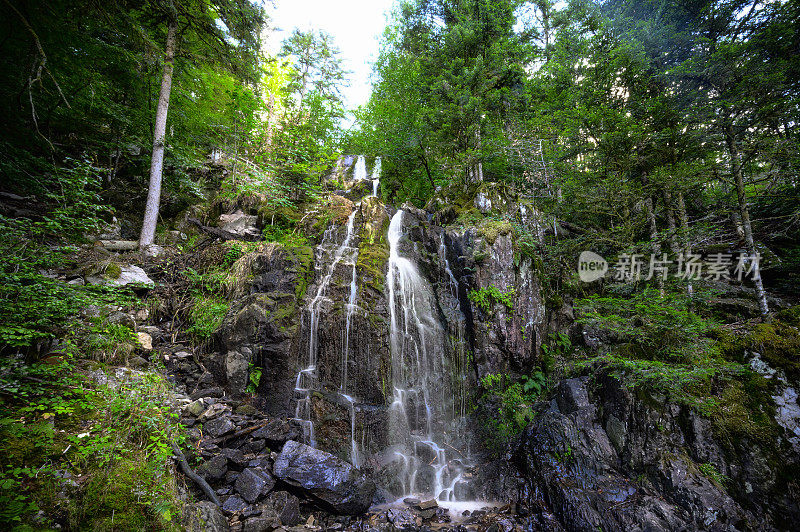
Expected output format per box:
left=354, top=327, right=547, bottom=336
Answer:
left=479, top=371, right=547, bottom=450
left=575, top=288, right=716, bottom=359
left=187, top=295, right=229, bottom=341
left=0, top=353, right=182, bottom=528
left=468, top=285, right=516, bottom=315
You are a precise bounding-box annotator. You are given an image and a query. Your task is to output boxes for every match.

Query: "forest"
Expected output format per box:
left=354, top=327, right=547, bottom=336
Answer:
left=0, top=0, right=798, bottom=530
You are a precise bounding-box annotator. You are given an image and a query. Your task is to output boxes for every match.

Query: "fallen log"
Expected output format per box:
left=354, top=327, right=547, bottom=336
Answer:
left=95, top=240, right=139, bottom=251
left=186, top=217, right=261, bottom=242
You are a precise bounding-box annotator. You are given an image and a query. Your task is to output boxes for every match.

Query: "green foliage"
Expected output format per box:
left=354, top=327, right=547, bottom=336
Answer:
left=576, top=288, right=716, bottom=359
left=573, top=291, right=782, bottom=443
left=82, top=319, right=137, bottom=362
left=187, top=295, right=229, bottom=341
left=246, top=362, right=262, bottom=394
left=263, top=226, right=310, bottom=248
left=0, top=353, right=182, bottom=528
left=479, top=371, right=547, bottom=451
left=698, top=462, right=730, bottom=488
left=739, top=319, right=800, bottom=380
left=0, top=219, right=136, bottom=351
left=468, top=285, right=516, bottom=315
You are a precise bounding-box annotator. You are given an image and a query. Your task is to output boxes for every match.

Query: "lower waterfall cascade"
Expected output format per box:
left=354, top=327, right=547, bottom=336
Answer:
left=385, top=209, right=472, bottom=502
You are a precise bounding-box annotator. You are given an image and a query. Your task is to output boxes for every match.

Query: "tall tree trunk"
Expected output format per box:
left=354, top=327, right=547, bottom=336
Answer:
left=675, top=191, right=694, bottom=298
left=644, top=196, right=664, bottom=296
left=139, top=22, right=177, bottom=249
left=662, top=189, right=680, bottom=254
left=725, top=124, right=769, bottom=316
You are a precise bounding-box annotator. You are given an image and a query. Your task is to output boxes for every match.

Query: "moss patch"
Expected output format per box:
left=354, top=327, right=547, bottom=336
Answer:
left=286, top=245, right=314, bottom=300
left=104, top=262, right=122, bottom=279
left=478, top=218, right=513, bottom=245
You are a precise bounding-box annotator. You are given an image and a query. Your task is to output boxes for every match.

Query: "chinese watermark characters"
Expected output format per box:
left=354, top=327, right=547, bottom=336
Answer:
left=578, top=251, right=762, bottom=282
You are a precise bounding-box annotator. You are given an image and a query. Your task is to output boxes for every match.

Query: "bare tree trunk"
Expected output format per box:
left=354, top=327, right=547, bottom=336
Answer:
left=662, top=189, right=680, bottom=254
left=644, top=196, right=664, bottom=296
left=675, top=191, right=693, bottom=298
left=139, top=22, right=177, bottom=249
left=725, top=124, right=769, bottom=316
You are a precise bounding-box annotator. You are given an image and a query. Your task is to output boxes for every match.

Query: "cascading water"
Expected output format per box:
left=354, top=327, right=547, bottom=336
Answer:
left=341, top=205, right=362, bottom=467
left=439, top=238, right=459, bottom=301
left=354, top=155, right=367, bottom=181
left=371, top=156, right=382, bottom=197
left=385, top=210, right=470, bottom=501
left=294, top=210, right=358, bottom=448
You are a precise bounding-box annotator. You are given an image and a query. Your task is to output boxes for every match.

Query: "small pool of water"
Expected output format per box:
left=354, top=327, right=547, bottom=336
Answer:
left=374, top=497, right=501, bottom=522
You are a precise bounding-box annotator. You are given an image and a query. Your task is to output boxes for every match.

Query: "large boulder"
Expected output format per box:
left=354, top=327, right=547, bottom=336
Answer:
left=86, top=264, right=154, bottom=287
left=273, top=440, right=375, bottom=515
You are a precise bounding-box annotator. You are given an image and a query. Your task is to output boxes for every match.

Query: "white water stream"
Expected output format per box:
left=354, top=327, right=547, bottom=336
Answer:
left=294, top=210, right=358, bottom=448
left=386, top=209, right=469, bottom=501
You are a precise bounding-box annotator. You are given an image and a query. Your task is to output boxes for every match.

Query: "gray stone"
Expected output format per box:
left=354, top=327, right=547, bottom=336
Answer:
left=273, top=440, right=375, bottom=515
left=222, top=495, right=249, bottom=514
left=226, top=350, right=250, bottom=395
left=387, top=508, right=416, bottom=527
left=191, top=387, right=225, bottom=400
left=219, top=210, right=260, bottom=238
left=252, top=419, right=299, bottom=446
left=243, top=516, right=279, bottom=532
left=198, top=403, right=230, bottom=423
left=222, top=448, right=248, bottom=469
left=127, top=355, right=148, bottom=369
left=142, top=244, right=165, bottom=259
left=136, top=332, right=152, bottom=351
left=417, top=499, right=437, bottom=510
left=198, top=454, right=228, bottom=481
left=87, top=264, right=154, bottom=287
left=235, top=468, right=275, bottom=503
left=185, top=399, right=206, bottom=417
left=107, top=310, right=136, bottom=329
left=605, top=413, right=627, bottom=453
left=205, top=417, right=236, bottom=437
left=185, top=501, right=229, bottom=532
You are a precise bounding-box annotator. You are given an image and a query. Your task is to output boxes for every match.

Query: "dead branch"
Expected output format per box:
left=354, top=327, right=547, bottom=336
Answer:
left=186, top=217, right=261, bottom=242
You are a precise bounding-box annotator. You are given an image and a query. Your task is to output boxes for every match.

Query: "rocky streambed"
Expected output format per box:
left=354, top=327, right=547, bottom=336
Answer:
left=174, top=380, right=527, bottom=532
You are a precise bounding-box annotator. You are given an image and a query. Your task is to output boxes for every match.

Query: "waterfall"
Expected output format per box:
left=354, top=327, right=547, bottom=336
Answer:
left=342, top=394, right=361, bottom=468
left=439, top=237, right=459, bottom=301
left=354, top=155, right=367, bottom=181
left=371, top=156, right=382, bottom=197
left=342, top=207, right=361, bottom=467
left=294, top=210, right=358, bottom=448
left=385, top=210, right=468, bottom=501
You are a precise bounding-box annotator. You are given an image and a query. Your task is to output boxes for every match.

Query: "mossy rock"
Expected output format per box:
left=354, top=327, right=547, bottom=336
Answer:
left=357, top=243, right=389, bottom=293
left=104, top=262, right=122, bottom=279
left=76, top=453, right=178, bottom=530
left=477, top=219, right=513, bottom=245
left=286, top=245, right=314, bottom=300
left=745, top=321, right=800, bottom=380
left=708, top=376, right=778, bottom=444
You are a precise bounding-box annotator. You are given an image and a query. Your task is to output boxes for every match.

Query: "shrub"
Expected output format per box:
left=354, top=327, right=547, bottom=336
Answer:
left=468, top=286, right=516, bottom=315
left=187, top=295, right=229, bottom=341
left=479, top=371, right=547, bottom=450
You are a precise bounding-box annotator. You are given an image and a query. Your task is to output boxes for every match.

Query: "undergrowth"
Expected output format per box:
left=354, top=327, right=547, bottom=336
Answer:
left=0, top=349, right=184, bottom=529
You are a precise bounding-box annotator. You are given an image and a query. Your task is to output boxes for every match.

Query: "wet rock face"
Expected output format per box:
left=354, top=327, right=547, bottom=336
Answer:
left=466, top=232, right=546, bottom=379
left=273, top=440, right=376, bottom=515
left=515, top=375, right=800, bottom=531
left=212, top=244, right=313, bottom=414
